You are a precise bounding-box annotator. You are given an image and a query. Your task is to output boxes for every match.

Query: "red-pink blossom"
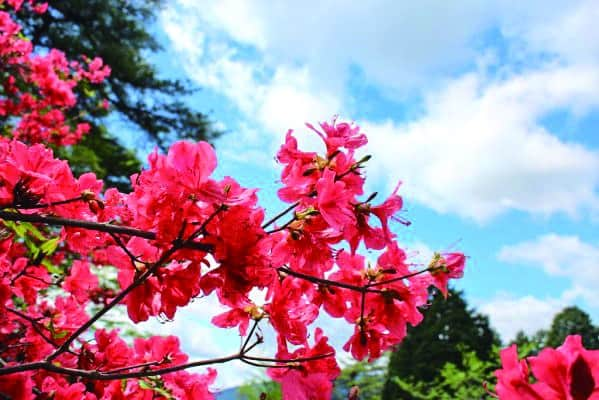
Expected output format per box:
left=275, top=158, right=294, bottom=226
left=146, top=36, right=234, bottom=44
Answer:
left=268, top=328, right=340, bottom=400
left=494, top=335, right=599, bottom=400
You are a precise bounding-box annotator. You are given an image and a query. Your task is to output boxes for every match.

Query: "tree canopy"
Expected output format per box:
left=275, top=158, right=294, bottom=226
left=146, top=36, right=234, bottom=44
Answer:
left=545, top=306, right=598, bottom=349
left=383, top=289, right=499, bottom=400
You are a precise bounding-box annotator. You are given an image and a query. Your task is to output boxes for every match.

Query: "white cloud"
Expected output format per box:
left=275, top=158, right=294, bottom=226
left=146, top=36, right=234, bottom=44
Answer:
left=497, top=0, right=599, bottom=66
left=161, top=0, right=599, bottom=222
left=365, top=65, right=599, bottom=221
left=481, top=233, right=599, bottom=342
left=479, top=294, right=567, bottom=342
left=498, top=234, right=599, bottom=304
left=170, top=0, right=494, bottom=93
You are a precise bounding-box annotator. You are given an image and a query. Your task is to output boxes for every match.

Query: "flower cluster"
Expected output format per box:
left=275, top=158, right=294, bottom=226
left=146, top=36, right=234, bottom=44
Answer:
left=0, top=3, right=471, bottom=399
left=0, top=329, right=216, bottom=400
left=494, top=335, right=599, bottom=399
left=0, top=120, right=467, bottom=398
left=0, top=0, right=110, bottom=146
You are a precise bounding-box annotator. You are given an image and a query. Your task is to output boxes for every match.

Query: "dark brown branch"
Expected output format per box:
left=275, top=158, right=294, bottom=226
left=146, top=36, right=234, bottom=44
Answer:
left=188, top=204, right=226, bottom=240
left=277, top=266, right=383, bottom=294
left=243, top=352, right=334, bottom=364
left=11, top=196, right=85, bottom=210
left=0, top=211, right=212, bottom=252
left=45, top=206, right=224, bottom=361
left=265, top=217, right=295, bottom=234
left=5, top=308, right=60, bottom=350
left=0, top=353, right=238, bottom=380
left=0, top=210, right=154, bottom=239
left=241, top=320, right=260, bottom=352
left=0, top=340, right=334, bottom=380
left=262, top=201, right=299, bottom=229
left=101, top=360, right=163, bottom=374
left=108, top=232, right=148, bottom=268
left=47, top=236, right=182, bottom=361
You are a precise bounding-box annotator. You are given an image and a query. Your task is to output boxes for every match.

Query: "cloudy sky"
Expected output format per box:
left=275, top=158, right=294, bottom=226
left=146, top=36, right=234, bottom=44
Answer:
left=137, top=0, right=599, bottom=389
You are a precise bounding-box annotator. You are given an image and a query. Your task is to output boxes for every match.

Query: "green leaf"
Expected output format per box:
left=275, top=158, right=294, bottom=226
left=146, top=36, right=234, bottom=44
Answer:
left=52, top=330, right=69, bottom=339
left=137, top=380, right=174, bottom=399
left=23, top=222, right=46, bottom=241
left=42, top=259, right=62, bottom=275
left=40, top=237, right=60, bottom=255
left=137, top=380, right=152, bottom=390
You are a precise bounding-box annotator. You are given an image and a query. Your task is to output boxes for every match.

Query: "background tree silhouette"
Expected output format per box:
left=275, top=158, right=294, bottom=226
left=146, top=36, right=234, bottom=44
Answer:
left=545, top=306, right=599, bottom=349
left=383, top=289, right=499, bottom=400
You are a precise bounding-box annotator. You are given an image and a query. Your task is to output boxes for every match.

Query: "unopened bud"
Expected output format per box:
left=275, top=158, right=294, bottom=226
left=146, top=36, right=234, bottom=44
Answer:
left=357, top=154, right=372, bottom=165
left=364, top=192, right=378, bottom=203
left=88, top=200, right=104, bottom=214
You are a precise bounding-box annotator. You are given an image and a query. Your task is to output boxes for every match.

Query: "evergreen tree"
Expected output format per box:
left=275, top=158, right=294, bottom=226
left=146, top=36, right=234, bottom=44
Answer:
left=545, top=306, right=599, bottom=349
left=382, top=289, right=499, bottom=400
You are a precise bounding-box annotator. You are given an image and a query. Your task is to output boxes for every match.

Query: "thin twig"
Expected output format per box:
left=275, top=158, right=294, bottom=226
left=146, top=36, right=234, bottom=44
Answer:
left=277, top=266, right=383, bottom=294
left=262, top=202, right=299, bottom=229
left=265, top=217, right=296, bottom=234
left=366, top=266, right=442, bottom=288
left=241, top=320, right=260, bottom=352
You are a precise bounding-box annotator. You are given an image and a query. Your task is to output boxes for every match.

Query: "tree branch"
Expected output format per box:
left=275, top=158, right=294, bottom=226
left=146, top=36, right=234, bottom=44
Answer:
left=277, top=266, right=384, bottom=294
left=262, top=201, right=299, bottom=229
left=0, top=210, right=212, bottom=252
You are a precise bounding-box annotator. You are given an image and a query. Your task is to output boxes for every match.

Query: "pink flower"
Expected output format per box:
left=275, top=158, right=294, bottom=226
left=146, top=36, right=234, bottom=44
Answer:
left=429, top=252, right=466, bottom=297
left=306, top=119, right=367, bottom=156
left=315, top=168, right=355, bottom=232
left=63, top=260, right=99, bottom=303
left=0, top=372, right=34, bottom=400
left=268, top=328, right=340, bottom=400
left=494, top=335, right=599, bottom=400
left=266, top=278, right=319, bottom=345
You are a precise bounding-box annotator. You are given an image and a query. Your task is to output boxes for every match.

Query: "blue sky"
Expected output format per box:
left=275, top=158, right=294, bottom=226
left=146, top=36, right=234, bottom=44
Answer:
left=133, top=0, right=599, bottom=389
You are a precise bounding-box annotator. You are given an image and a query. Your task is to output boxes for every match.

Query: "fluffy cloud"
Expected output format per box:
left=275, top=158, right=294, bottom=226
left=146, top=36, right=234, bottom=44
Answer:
left=498, top=234, right=599, bottom=304
left=169, top=0, right=494, bottom=92
left=365, top=65, right=599, bottom=221
left=481, top=233, right=599, bottom=341
left=478, top=294, right=567, bottom=341
left=497, top=0, right=599, bottom=66
left=161, top=0, right=599, bottom=222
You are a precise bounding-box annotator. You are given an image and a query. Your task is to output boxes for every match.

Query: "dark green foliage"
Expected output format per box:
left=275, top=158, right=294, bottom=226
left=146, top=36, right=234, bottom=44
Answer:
left=382, top=289, right=500, bottom=400
left=390, top=346, right=501, bottom=400
left=22, top=0, right=219, bottom=147
left=545, top=306, right=599, bottom=350
left=17, top=0, right=219, bottom=188
left=510, top=329, right=548, bottom=357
